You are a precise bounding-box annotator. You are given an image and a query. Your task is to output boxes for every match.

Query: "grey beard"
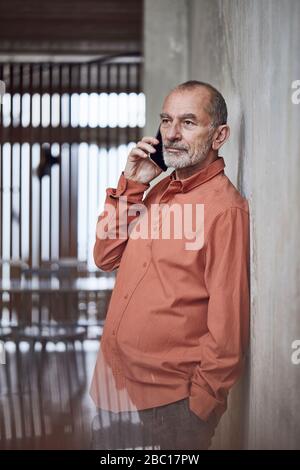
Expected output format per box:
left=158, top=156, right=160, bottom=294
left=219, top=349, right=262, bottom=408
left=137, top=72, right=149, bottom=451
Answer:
left=163, top=139, right=212, bottom=169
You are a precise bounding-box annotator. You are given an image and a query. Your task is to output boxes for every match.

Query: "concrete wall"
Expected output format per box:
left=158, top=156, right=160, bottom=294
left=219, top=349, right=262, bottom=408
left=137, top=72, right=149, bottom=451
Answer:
left=144, top=0, right=300, bottom=449
left=143, top=0, right=189, bottom=193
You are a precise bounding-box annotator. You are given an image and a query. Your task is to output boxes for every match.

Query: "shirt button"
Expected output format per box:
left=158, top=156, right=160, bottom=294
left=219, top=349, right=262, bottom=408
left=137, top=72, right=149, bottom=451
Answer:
left=124, top=293, right=128, bottom=299
left=143, top=262, right=147, bottom=267
left=112, top=329, right=116, bottom=335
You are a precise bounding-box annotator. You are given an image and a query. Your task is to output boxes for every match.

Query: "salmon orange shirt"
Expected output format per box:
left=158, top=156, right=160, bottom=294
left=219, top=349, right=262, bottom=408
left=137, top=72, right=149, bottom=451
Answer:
left=90, top=156, right=250, bottom=422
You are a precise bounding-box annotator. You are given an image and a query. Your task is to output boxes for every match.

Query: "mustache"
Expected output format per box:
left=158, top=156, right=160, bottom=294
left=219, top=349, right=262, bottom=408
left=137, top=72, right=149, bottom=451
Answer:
left=164, top=145, right=188, bottom=151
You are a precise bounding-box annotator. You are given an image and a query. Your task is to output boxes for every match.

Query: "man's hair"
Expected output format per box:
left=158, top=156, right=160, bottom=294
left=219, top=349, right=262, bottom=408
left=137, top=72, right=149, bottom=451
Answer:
left=173, top=80, right=228, bottom=128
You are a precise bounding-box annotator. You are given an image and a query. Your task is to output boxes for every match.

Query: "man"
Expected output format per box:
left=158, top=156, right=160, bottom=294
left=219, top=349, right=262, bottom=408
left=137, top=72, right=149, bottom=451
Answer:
left=90, top=81, right=250, bottom=450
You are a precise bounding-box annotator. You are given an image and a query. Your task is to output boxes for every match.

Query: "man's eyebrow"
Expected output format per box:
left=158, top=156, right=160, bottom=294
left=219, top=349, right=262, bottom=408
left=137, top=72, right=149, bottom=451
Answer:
left=159, top=112, right=198, bottom=120
left=179, top=113, right=198, bottom=120
left=159, top=113, right=171, bottom=119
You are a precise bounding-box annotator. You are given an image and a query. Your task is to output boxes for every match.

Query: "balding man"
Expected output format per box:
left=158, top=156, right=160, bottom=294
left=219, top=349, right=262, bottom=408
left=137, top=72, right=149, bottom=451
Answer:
left=90, top=81, right=250, bottom=450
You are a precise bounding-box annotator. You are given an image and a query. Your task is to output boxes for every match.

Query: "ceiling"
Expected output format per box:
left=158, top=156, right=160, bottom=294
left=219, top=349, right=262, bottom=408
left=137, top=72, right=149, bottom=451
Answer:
left=0, top=0, right=143, bottom=56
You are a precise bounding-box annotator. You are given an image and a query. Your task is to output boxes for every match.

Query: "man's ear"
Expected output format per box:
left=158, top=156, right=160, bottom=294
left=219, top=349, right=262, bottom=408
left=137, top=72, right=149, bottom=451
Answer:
left=212, top=125, right=230, bottom=151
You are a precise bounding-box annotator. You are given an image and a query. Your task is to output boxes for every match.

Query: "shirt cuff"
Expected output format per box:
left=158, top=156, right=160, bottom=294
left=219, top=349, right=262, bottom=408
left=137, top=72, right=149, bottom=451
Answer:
left=189, top=385, right=224, bottom=423
left=106, top=172, right=150, bottom=202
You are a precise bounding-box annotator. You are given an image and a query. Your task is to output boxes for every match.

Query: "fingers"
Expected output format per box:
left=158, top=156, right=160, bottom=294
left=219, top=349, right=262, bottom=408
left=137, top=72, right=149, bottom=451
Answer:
left=136, top=139, right=158, bottom=155
left=130, top=136, right=160, bottom=159
left=141, top=136, right=160, bottom=145
left=130, top=147, right=149, bottom=159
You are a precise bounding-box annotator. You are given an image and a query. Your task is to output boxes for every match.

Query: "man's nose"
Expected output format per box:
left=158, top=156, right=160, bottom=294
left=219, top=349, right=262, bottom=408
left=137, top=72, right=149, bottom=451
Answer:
left=165, top=123, right=182, bottom=141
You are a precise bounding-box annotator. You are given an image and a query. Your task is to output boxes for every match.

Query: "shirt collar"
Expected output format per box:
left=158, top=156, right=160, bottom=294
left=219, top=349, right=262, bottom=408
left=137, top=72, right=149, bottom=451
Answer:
left=169, top=156, right=225, bottom=192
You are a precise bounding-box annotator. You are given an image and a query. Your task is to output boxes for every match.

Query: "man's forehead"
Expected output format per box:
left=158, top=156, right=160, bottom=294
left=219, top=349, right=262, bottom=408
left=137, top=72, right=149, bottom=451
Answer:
left=162, top=88, right=211, bottom=117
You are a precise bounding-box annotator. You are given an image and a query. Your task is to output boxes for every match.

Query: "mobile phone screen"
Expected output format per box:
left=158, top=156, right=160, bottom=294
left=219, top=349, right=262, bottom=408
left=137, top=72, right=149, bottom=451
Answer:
left=149, top=128, right=168, bottom=172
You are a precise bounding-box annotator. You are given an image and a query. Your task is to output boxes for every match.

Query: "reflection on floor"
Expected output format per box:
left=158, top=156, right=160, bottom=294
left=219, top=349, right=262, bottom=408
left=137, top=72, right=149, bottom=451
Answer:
left=0, top=340, right=100, bottom=450
left=0, top=339, right=219, bottom=450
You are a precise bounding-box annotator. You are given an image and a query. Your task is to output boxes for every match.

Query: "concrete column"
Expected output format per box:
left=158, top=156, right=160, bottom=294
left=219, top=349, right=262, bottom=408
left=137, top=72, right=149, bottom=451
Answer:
left=188, top=0, right=300, bottom=449
left=143, top=0, right=189, bottom=190
left=144, top=0, right=300, bottom=449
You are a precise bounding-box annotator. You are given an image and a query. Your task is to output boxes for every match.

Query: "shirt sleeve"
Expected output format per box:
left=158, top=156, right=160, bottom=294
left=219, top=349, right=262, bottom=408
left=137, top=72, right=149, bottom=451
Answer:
left=189, top=206, right=250, bottom=422
left=93, top=171, right=150, bottom=271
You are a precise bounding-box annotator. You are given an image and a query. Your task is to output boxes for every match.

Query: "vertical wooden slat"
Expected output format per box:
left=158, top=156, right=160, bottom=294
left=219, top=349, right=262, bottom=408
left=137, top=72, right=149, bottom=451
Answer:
left=19, top=63, right=23, bottom=260
left=9, top=64, right=13, bottom=259
left=125, top=62, right=130, bottom=160
left=68, top=64, right=73, bottom=257
left=37, top=64, right=43, bottom=325
left=58, top=65, right=63, bottom=257
left=59, top=63, right=63, bottom=258
left=49, top=63, right=53, bottom=261
left=106, top=63, right=111, bottom=183
left=38, top=63, right=43, bottom=266
left=136, top=62, right=141, bottom=142
left=28, top=63, right=33, bottom=268
left=116, top=64, right=120, bottom=161
left=68, top=63, right=74, bottom=254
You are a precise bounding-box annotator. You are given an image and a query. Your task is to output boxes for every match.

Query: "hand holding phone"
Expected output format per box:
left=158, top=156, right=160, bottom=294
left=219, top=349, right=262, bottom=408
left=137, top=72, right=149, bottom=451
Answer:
left=148, top=128, right=168, bottom=172
left=124, top=134, right=164, bottom=184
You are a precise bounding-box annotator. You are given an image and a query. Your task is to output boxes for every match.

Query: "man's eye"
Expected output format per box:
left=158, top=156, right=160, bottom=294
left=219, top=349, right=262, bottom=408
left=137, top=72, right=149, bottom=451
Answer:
left=184, top=120, right=194, bottom=126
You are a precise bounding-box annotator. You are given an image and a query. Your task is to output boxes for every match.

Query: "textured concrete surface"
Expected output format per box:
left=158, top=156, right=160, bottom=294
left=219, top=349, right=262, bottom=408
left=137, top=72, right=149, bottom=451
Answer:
left=144, top=0, right=300, bottom=449
left=144, top=0, right=189, bottom=136
left=143, top=0, right=189, bottom=196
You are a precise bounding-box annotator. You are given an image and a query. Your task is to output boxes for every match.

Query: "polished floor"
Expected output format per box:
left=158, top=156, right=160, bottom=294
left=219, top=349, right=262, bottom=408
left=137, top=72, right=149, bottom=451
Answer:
left=0, top=339, right=218, bottom=450
left=0, top=340, right=101, bottom=450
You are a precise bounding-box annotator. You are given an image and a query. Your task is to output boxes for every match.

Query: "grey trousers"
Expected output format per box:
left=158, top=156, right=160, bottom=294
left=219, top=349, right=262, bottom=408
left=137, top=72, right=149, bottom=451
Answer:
left=91, top=397, right=218, bottom=450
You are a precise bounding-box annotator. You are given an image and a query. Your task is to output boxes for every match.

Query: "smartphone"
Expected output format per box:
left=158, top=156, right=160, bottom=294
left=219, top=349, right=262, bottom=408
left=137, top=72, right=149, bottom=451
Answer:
left=149, top=128, right=168, bottom=172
